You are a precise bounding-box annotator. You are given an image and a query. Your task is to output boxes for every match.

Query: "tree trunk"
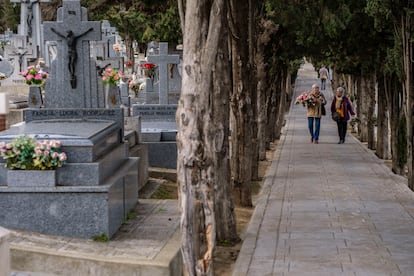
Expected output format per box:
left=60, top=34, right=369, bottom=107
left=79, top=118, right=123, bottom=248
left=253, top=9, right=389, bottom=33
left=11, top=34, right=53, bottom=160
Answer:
left=123, top=36, right=135, bottom=73
left=267, top=73, right=280, bottom=141
left=256, top=19, right=277, bottom=160
left=230, top=0, right=253, bottom=207
left=213, top=12, right=239, bottom=245
left=177, top=1, right=225, bottom=274
left=401, top=15, right=414, bottom=189
left=249, top=0, right=259, bottom=181
left=359, top=76, right=369, bottom=142
left=388, top=76, right=405, bottom=175
left=274, top=69, right=287, bottom=139
left=366, top=73, right=376, bottom=150
left=376, top=74, right=390, bottom=159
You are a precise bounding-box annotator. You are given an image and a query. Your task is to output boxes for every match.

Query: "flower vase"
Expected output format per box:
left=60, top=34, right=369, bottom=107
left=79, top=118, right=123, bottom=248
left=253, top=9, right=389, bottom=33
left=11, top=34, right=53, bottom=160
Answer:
left=104, top=84, right=120, bottom=108
left=28, top=86, right=43, bottom=108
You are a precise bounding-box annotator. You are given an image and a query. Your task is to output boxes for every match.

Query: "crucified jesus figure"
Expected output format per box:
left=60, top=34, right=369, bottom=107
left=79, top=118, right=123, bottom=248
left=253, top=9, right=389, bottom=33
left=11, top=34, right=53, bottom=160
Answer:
left=12, top=50, right=28, bottom=72
left=51, top=27, right=93, bottom=88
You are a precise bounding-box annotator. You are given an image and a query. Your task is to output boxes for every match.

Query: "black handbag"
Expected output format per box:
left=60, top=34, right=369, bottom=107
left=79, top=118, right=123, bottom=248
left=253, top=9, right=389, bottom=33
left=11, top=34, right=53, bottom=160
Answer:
left=332, top=111, right=341, bottom=121
left=321, top=104, right=326, bottom=116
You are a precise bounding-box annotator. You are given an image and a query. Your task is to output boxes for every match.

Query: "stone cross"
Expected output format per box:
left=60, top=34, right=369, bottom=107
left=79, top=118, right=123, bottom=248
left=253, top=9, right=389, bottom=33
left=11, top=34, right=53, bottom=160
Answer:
left=42, top=0, right=101, bottom=108
left=3, top=44, right=36, bottom=75
left=147, top=42, right=180, bottom=104
left=101, top=20, right=117, bottom=57
left=11, top=0, right=52, bottom=55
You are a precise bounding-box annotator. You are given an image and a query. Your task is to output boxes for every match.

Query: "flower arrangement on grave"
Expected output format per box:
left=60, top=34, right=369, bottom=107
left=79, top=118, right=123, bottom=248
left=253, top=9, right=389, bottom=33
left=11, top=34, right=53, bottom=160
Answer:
left=125, top=61, right=133, bottom=68
left=101, top=67, right=124, bottom=86
left=140, top=63, right=156, bottom=78
left=20, top=65, right=49, bottom=86
left=113, top=44, right=121, bottom=52
left=128, top=78, right=141, bottom=92
left=0, top=136, right=67, bottom=170
left=295, top=91, right=316, bottom=106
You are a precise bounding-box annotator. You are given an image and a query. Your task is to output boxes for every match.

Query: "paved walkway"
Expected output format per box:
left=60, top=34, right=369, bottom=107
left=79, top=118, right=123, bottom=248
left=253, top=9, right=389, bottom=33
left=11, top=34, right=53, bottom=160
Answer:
left=232, top=63, right=414, bottom=275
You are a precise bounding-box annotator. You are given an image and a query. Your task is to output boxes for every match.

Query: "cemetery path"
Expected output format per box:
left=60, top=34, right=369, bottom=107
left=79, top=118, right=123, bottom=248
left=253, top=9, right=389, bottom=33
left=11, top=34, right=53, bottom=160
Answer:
left=232, top=62, right=414, bottom=275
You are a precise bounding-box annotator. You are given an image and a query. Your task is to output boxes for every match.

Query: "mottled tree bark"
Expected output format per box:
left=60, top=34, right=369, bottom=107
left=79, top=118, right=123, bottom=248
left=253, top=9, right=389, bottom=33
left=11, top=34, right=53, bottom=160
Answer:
left=176, top=1, right=225, bottom=274
left=401, top=15, right=414, bottom=190
left=376, top=74, right=390, bottom=159
left=230, top=0, right=253, bottom=207
left=213, top=11, right=238, bottom=245
left=366, top=73, right=376, bottom=150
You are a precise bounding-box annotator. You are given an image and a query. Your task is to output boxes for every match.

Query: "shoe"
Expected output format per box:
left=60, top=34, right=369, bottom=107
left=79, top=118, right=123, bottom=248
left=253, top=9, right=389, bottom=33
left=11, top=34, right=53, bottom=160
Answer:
left=314, top=140, right=318, bottom=144
left=310, top=138, right=314, bottom=143
left=337, top=141, right=341, bottom=144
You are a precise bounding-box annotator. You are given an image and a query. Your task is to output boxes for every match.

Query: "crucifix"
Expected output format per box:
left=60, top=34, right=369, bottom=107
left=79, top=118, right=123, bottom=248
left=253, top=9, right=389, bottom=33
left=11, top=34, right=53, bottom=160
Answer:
left=42, top=0, right=101, bottom=108
left=147, top=42, right=180, bottom=104
left=3, top=43, right=36, bottom=75
left=50, top=27, right=93, bottom=88
left=11, top=50, right=28, bottom=72
left=43, top=0, right=100, bottom=89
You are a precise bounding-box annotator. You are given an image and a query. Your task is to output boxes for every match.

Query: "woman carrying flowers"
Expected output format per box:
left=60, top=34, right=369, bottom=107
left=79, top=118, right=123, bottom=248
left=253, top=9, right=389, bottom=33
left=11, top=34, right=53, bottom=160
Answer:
left=304, top=84, right=326, bottom=144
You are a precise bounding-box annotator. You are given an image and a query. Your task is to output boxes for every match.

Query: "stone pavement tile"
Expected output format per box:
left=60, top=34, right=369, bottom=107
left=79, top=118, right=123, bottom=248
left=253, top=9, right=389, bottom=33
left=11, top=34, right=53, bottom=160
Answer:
left=341, top=258, right=401, bottom=275
left=247, top=258, right=275, bottom=276
left=333, top=229, right=382, bottom=242
left=286, top=259, right=343, bottom=274
left=289, top=231, right=335, bottom=240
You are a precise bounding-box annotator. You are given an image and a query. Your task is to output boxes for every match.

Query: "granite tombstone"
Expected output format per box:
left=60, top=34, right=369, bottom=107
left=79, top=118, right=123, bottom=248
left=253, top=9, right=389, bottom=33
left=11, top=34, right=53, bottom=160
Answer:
left=0, top=0, right=143, bottom=239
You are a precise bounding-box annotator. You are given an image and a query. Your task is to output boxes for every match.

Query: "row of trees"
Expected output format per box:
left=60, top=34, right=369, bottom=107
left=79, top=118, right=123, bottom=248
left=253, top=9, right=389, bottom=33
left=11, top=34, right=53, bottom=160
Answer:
left=2, top=0, right=413, bottom=275
left=177, top=0, right=414, bottom=274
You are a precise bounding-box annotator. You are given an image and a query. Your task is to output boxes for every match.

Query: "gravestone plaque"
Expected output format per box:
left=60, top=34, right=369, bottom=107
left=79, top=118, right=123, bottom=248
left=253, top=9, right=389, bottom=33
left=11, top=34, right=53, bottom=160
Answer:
left=132, top=104, right=177, bottom=121
left=43, top=0, right=101, bottom=108
left=147, top=42, right=179, bottom=104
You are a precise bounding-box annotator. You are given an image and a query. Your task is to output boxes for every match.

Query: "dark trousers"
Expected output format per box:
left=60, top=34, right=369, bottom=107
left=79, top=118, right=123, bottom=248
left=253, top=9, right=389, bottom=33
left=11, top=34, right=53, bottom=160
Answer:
left=337, top=120, right=347, bottom=141
left=321, top=78, right=326, bottom=90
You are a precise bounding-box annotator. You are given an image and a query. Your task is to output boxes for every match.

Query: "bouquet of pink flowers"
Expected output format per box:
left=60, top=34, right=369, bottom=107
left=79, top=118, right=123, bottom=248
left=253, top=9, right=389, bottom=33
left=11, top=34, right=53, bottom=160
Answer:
left=101, top=67, right=124, bottom=86
left=295, top=91, right=316, bottom=106
left=0, top=136, right=67, bottom=170
left=21, top=65, right=49, bottom=86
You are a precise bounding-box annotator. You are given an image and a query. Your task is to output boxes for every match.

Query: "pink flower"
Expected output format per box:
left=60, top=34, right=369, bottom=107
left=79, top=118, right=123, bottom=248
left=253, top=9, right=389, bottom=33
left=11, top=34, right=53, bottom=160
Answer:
left=59, top=153, right=67, bottom=161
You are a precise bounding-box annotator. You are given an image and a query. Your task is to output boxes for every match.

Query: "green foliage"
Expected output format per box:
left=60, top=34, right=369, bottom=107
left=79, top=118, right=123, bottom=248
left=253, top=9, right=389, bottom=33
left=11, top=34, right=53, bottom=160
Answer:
left=0, top=0, right=19, bottom=33
left=92, top=233, right=109, bottom=242
left=83, top=0, right=181, bottom=52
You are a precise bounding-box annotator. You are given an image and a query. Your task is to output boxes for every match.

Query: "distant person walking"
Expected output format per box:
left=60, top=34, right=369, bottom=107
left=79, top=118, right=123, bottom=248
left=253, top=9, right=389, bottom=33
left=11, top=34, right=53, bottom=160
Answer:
left=331, top=87, right=355, bottom=144
left=306, top=84, right=326, bottom=144
left=319, top=66, right=329, bottom=90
